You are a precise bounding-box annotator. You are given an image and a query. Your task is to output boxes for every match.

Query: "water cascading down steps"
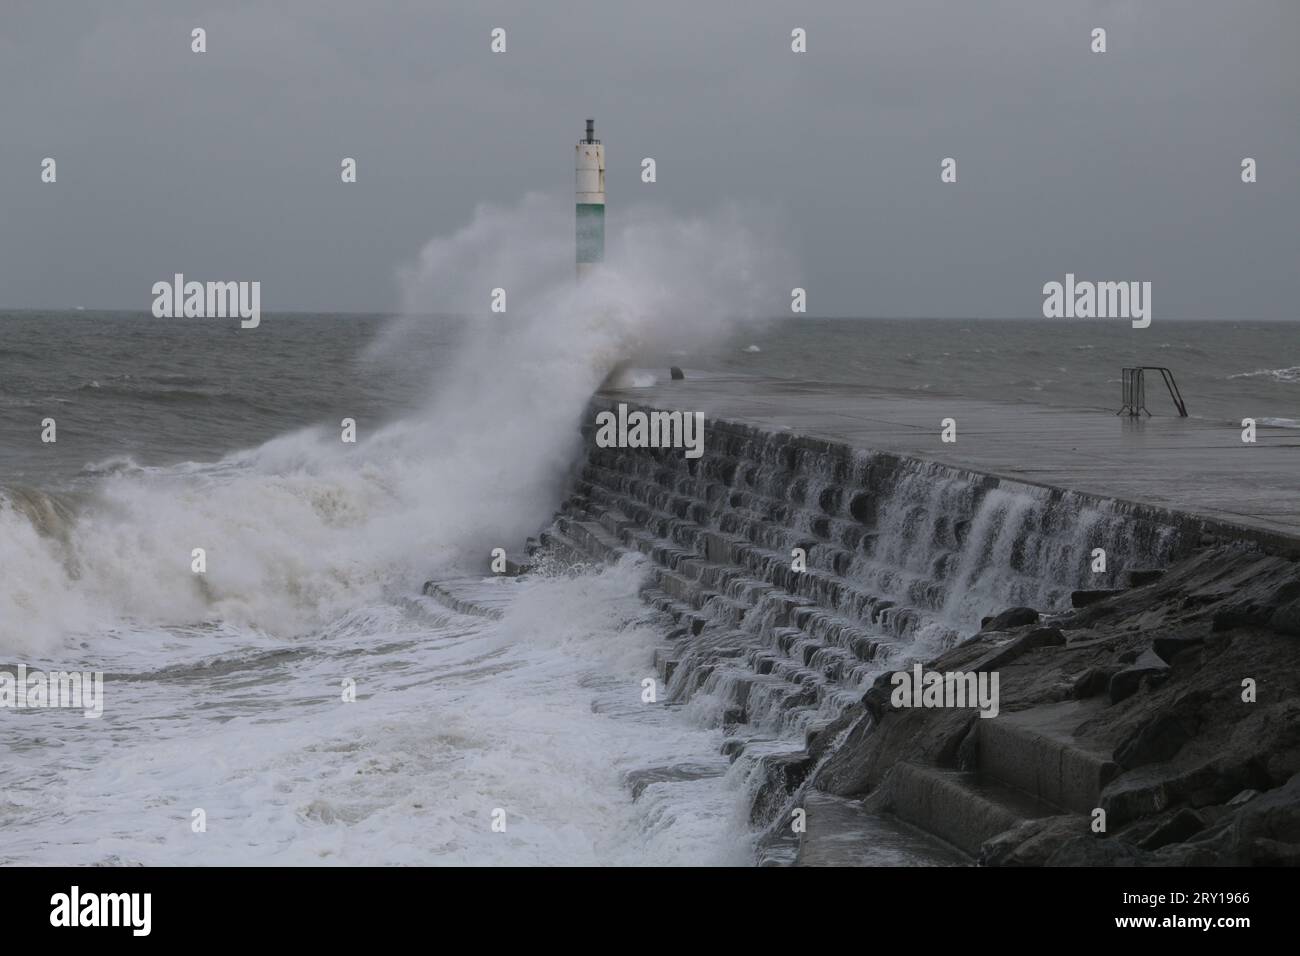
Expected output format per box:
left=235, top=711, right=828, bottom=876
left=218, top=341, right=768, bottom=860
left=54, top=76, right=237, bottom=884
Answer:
left=429, top=403, right=1209, bottom=862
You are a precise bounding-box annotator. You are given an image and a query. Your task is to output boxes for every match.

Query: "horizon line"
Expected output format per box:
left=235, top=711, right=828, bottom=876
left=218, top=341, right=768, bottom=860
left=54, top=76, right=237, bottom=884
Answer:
left=0, top=308, right=1294, bottom=323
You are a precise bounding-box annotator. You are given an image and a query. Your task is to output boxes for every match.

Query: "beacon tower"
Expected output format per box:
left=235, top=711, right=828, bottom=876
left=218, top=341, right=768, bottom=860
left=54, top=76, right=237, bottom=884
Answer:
left=575, top=118, right=605, bottom=280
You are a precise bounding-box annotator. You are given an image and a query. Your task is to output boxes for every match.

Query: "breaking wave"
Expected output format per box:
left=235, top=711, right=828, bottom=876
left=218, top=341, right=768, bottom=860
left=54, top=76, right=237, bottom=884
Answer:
left=0, top=194, right=792, bottom=655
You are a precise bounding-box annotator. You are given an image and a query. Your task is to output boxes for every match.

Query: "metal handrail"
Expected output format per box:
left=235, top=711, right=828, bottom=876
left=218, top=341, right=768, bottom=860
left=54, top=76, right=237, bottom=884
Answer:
left=1117, top=366, right=1188, bottom=417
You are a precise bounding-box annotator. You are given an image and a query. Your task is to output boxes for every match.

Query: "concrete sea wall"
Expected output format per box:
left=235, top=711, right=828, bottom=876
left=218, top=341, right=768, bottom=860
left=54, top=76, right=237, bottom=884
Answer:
left=524, top=400, right=1300, bottom=864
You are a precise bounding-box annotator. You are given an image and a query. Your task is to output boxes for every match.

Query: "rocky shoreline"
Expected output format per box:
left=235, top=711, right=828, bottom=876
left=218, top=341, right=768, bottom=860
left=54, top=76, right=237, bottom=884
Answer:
left=808, top=543, right=1300, bottom=865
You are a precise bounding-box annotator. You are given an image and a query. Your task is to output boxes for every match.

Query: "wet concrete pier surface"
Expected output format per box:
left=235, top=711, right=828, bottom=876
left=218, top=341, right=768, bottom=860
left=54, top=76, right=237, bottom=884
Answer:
left=605, top=372, right=1300, bottom=546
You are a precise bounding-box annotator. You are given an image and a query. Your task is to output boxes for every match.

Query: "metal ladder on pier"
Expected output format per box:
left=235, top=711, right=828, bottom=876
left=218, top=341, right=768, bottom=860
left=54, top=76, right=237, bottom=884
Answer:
left=1117, top=366, right=1188, bottom=417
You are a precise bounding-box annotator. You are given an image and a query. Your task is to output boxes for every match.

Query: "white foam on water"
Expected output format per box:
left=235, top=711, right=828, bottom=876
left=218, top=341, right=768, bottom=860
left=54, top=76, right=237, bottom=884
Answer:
left=0, top=561, right=753, bottom=865
left=0, top=195, right=789, bottom=864
left=1229, top=365, right=1300, bottom=383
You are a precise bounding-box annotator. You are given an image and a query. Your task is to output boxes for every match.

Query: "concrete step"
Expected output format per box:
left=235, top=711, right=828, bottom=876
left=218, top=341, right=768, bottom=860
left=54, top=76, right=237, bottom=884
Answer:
left=793, top=791, right=970, bottom=866
left=420, top=577, right=513, bottom=619
left=623, top=762, right=728, bottom=801
left=555, top=517, right=627, bottom=562
left=976, top=699, right=1119, bottom=814
left=886, top=762, right=1061, bottom=857
left=536, top=527, right=594, bottom=565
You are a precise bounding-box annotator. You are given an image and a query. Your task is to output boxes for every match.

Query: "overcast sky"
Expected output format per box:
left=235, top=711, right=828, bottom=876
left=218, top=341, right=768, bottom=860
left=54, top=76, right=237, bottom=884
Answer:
left=1, top=0, right=1296, bottom=318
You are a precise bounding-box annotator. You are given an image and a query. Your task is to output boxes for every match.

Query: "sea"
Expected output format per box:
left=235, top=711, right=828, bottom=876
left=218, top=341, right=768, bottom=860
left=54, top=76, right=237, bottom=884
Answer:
left=0, top=311, right=1295, bottom=865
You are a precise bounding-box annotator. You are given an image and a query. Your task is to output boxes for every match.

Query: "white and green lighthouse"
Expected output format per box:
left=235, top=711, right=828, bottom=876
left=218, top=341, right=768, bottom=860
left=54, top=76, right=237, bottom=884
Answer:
left=575, top=118, right=605, bottom=280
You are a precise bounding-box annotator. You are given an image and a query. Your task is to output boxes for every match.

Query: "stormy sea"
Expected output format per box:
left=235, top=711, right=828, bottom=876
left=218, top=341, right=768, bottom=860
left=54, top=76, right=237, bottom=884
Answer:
left=3, top=291, right=1294, bottom=866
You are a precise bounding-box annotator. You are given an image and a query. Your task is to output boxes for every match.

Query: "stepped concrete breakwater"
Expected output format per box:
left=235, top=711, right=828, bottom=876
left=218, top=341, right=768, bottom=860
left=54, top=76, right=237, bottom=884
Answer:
left=428, top=382, right=1300, bottom=865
